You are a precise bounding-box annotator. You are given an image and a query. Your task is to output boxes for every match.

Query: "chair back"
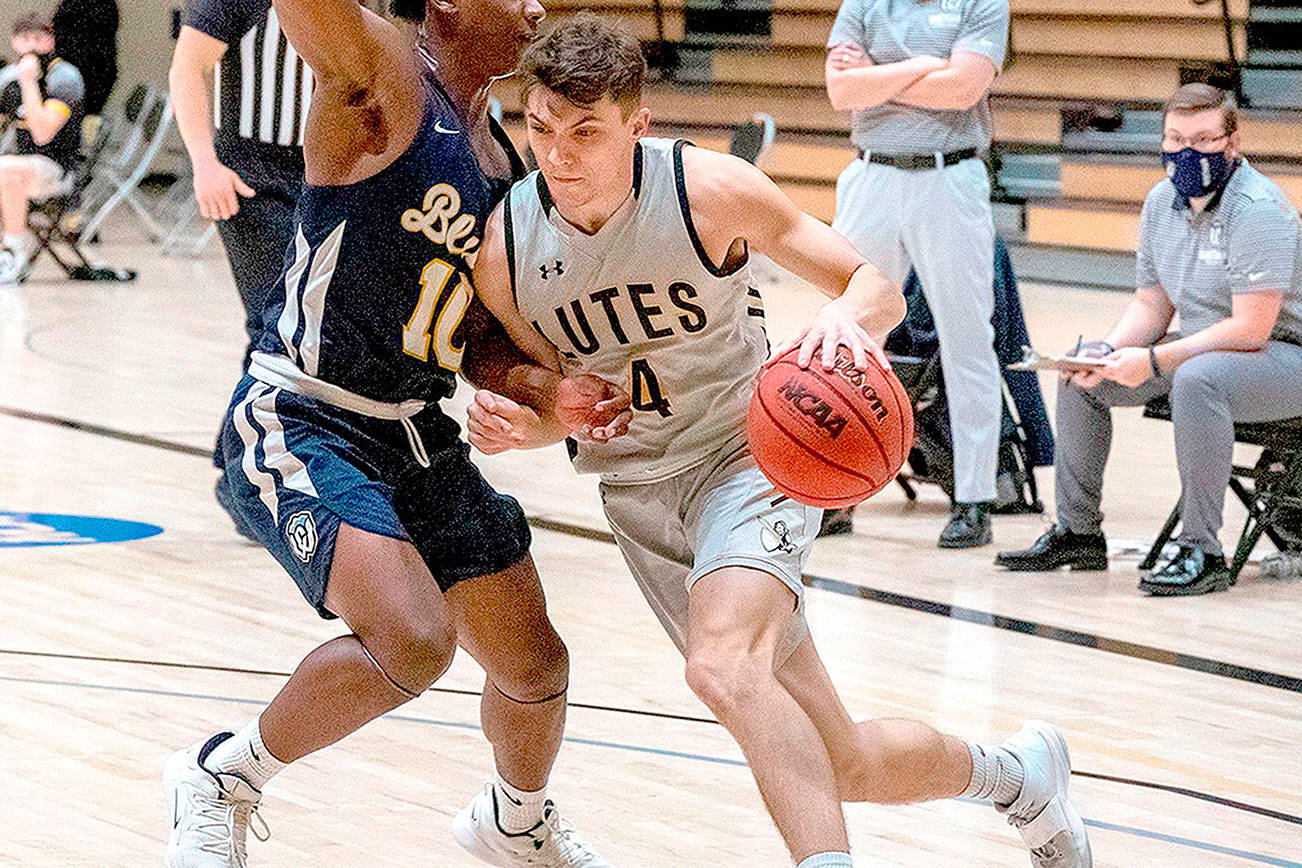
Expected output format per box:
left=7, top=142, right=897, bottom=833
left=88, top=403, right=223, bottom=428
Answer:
left=729, top=113, right=775, bottom=166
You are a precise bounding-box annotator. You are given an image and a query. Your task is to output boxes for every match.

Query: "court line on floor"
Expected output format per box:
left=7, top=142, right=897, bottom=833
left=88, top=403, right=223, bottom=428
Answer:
left=2, top=646, right=1299, bottom=831
left=4, top=407, right=1302, bottom=822
left=2, top=673, right=1298, bottom=868
left=6, top=403, right=1300, bottom=698
left=529, top=515, right=1302, bottom=695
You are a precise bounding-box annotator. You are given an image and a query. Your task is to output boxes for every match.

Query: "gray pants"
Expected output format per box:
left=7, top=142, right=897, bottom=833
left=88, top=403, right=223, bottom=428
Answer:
left=832, top=156, right=1000, bottom=502
left=1056, top=341, right=1302, bottom=554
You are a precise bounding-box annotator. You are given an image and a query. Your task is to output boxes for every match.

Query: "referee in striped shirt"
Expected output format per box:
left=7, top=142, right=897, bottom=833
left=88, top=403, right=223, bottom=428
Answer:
left=170, top=0, right=311, bottom=369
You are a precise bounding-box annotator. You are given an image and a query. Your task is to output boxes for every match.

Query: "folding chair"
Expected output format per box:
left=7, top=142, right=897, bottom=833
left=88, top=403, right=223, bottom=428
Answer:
left=728, top=112, right=776, bottom=167
left=25, top=122, right=138, bottom=282
left=1139, top=395, right=1302, bottom=581
left=886, top=352, right=1044, bottom=514
left=79, top=85, right=174, bottom=241
left=156, top=162, right=217, bottom=258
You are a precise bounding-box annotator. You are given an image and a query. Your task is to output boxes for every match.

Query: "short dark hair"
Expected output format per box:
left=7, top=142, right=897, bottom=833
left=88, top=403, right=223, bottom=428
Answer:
left=12, top=12, right=53, bottom=36
left=391, top=0, right=424, bottom=22
left=1165, top=83, right=1239, bottom=136
left=519, top=15, right=646, bottom=115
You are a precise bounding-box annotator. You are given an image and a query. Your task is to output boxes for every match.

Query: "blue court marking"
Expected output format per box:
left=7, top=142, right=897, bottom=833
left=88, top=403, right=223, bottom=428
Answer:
left=0, top=512, right=163, bottom=547
left=4, top=673, right=1298, bottom=867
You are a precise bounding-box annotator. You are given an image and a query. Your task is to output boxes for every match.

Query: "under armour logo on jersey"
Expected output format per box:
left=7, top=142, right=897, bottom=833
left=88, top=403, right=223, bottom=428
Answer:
left=761, top=520, right=796, bottom=555
left=540, top=260, right=564, bottom=280
left=285, top=510, right=319, bottom=563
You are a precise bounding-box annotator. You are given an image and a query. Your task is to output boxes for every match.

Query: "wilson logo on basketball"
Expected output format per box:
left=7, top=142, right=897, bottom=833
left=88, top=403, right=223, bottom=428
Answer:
left=831, top=356, right=890, bottom=424
left=777, top=378, right=849, bottom=439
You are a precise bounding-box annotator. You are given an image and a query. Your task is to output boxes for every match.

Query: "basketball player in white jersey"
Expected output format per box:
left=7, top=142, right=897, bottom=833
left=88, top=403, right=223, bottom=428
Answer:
left=462, top=16, right=1091, bottom=868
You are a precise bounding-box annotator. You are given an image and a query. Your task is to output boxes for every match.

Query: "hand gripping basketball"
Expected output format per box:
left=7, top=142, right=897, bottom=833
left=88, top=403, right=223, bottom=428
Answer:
left=748, top=346, right=913, bottom=508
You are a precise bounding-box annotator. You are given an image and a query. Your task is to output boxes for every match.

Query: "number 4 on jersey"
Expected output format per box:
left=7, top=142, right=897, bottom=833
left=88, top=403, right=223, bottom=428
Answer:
left=631, top=358, right=672, bottom=418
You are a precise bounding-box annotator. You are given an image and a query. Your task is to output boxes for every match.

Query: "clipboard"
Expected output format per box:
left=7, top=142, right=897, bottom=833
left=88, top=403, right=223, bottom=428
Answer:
left=1008, top=345, right=1110, bottom=373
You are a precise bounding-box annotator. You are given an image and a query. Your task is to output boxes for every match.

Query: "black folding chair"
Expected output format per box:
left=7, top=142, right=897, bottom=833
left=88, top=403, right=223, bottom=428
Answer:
left=1140, top=395, right=1302, bottom=581
left=26, top=123, right=138, bottom=282
left=728, top=113, right=775, bottom=167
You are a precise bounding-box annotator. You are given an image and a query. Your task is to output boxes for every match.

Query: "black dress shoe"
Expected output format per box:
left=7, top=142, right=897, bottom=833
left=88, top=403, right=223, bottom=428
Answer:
left=995, top=525, right=1108, bottom=572
left=1139, top=544, right=1233, bottom=596
left=938, top=502, right=992, bottom=549
left=818, top=507, right=855, bottom=537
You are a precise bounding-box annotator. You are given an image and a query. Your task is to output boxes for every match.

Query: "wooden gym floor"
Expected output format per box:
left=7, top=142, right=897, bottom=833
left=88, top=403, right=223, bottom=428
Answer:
left=0, top=228, right=1299, bottom=867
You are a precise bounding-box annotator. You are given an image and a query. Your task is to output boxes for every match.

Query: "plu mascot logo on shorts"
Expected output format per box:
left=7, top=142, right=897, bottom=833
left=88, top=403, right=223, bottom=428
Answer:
left=285, top=511, right=319, bottom=564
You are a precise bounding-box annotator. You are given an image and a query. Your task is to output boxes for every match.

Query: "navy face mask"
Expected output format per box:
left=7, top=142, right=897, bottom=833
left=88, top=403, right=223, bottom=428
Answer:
left=1162, top=147, right=1235, bottom=199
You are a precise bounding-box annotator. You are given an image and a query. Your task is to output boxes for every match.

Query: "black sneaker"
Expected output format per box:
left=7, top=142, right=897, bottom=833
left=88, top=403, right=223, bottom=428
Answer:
left=818, top=507, right=855, bottom=537
left=995, top=525, right=1108, bottom=572
left=938, top=502, right=992, bottom=549
left=1139, top=544, right=1233, bottom=596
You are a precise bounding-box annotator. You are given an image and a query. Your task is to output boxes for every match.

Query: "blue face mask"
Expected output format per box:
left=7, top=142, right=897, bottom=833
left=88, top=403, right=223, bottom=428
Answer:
left=1162, top=147, right=1235, bottom=199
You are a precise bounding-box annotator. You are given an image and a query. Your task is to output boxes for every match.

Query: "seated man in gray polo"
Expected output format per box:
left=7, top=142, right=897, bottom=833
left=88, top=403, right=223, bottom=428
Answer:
left=997, top=84, right=1302, bottom=596
left=823, top=0, right=1009, bottom=548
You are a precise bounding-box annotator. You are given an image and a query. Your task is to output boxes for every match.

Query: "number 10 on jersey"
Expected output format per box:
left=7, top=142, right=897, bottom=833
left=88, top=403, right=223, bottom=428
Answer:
left=403, top=258, right=473, bottom=371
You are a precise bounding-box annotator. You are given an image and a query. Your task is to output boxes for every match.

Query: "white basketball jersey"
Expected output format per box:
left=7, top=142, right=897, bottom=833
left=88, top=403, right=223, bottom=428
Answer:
left=506, top=138, right=768, bottom=483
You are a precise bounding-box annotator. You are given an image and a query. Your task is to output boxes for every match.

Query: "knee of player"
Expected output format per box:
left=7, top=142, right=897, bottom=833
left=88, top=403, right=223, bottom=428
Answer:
left=385, top=615, right=459, bottom=689
left=683, top=647, right=768, bottom=714
left=499, top=629, right=570, bottom=700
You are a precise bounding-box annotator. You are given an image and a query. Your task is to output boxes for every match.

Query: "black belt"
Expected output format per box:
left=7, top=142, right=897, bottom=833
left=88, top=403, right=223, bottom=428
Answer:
left=858, top=147, right=979, bottom=170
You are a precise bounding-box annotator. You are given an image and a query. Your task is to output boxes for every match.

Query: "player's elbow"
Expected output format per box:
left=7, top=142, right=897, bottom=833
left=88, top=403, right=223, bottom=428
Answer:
left=826, top=79, right=850, bottom=112
left=884, top=288, right=907, bottom=331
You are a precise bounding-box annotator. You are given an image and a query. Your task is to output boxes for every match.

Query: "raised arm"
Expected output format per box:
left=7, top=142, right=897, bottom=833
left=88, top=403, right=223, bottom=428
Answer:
left=680, top=145, right=906, bottom=367
left=272, top=0, right=419, bottom=182
left=272, top=0, right=379, bottom=83
left=16, top=56, right=73, bottom=145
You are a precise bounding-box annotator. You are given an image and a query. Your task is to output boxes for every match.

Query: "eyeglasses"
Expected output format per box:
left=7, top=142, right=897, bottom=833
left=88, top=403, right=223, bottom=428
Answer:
left=1161, top=132, right=1229, bottom=151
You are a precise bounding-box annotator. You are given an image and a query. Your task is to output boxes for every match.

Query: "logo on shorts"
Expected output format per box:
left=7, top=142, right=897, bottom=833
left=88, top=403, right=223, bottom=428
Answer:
left=761, top=519, right=796, bottom=555
left=285, top=511, right=319, bottom=564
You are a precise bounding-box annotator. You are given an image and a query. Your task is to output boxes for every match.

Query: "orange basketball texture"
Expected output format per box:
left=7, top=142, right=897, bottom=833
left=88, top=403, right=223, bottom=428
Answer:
left=747, top=347, right=914, bottom=508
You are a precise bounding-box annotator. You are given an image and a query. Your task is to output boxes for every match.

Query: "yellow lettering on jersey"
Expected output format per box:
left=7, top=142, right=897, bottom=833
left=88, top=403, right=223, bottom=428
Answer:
left=401, top=183, right=481, bottom=259
left=403, top=257, right=472, bottom=371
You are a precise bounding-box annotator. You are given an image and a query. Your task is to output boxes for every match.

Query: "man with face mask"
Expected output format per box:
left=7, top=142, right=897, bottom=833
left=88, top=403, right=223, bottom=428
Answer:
left=996, top=83, right=1302, bottom=596
left=0, top=12, right=84, bottom=284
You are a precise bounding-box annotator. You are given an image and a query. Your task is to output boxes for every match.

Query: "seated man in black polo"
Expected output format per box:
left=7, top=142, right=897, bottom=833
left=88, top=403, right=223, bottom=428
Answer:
left=0, top=12, right=84, bottom=284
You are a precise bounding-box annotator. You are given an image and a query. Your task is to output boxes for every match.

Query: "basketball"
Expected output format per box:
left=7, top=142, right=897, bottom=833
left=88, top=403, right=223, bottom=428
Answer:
left=748, top=346, right=914, bottom=508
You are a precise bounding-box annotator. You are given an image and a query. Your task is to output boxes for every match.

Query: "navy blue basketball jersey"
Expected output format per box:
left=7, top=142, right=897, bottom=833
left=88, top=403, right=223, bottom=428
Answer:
left=255, top=70, right=523, bottom=403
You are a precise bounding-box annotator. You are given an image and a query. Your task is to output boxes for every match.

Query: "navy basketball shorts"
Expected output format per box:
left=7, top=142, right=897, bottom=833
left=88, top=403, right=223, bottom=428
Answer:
left=217, top=375, right=532, bottom=619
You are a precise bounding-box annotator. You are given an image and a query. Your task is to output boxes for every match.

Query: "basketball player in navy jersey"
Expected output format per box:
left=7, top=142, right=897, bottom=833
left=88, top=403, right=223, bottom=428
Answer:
left=465, top=18, right=1091, bottom=868
left=162, top=1, right=612, bottom=865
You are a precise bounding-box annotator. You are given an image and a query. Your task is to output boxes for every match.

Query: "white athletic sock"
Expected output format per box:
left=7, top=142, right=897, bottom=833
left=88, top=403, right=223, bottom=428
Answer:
left=962, top=742, right=1025, bottom=807
left=796, top=852, right=853, bottom=868
left=493, top=773, right=548, bottom=833
left=204, top=716, right=288, bottom=791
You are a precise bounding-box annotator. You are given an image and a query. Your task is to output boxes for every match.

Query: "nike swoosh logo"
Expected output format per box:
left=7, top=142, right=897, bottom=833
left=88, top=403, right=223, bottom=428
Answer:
left=435, top=122, right=460, bottom=135
left=1248, top=270, right=1269, bottom=281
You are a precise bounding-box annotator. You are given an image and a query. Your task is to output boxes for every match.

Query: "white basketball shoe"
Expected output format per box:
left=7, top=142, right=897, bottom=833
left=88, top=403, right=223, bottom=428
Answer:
left=164, top=733, right=270, bottom=867
left=998, top=721, right=1093, bottom=867
left=452, top=782, right=612, bottom=867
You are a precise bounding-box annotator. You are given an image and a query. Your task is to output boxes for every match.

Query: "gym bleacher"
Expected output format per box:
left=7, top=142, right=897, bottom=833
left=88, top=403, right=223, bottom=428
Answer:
left=498, top=0, right=1302, bottom=287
